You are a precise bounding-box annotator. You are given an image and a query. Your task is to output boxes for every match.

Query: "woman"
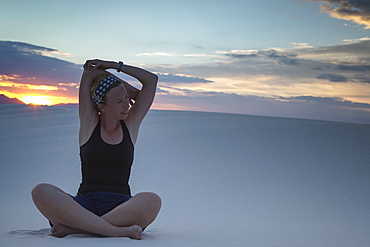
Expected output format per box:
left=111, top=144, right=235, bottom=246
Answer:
left=31, top=59, right=161, bottom=240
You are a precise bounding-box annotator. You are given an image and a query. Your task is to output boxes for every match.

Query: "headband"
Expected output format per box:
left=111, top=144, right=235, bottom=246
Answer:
left=92, top=75, right=117, bottom=106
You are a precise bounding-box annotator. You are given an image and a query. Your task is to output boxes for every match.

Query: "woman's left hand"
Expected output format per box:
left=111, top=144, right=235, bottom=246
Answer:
left=83, top=59, right=117, bottom=71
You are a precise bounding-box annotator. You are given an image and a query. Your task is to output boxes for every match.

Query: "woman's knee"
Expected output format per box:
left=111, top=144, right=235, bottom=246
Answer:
left=31, top=183, right=61, bottom=202
left=137, top=192, right=162, bottom=210
left=32, top=183, right=49, bottom=197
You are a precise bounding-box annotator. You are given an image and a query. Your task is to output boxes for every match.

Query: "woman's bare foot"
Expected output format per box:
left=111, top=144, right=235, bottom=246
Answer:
left=50, top=224, right=81, bottom=238
left=50, top=224, right=143, bottom=240
left=117, top=225, right=143, bottom=240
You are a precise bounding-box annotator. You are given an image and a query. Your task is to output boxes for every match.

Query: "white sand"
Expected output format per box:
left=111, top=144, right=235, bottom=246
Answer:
left=1, top=104, right=370, bottom=247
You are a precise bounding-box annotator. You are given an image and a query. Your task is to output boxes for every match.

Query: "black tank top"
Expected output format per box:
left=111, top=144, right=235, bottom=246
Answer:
left=77, top=120, right=134, bottom=196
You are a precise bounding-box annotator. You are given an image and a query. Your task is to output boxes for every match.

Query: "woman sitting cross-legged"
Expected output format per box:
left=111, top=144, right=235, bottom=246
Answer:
left=31, top=59, right=161, bottom=240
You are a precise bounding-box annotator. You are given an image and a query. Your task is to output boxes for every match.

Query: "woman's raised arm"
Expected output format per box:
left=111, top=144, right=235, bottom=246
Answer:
left=78, top=60, right=109, bottom=145
left=117, top=64, right=158, bottom=141
left=79, top=59, right=158, bottom=144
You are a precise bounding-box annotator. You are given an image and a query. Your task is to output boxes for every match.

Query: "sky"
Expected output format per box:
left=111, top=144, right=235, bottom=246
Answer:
left=0, top=0, right=370, bottom=123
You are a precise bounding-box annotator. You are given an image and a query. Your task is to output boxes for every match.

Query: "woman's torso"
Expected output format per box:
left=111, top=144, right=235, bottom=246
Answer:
left=77, top=120, right=134, bottom=196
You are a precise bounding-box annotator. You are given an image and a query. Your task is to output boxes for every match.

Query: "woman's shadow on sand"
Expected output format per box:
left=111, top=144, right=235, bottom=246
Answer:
left=8, top=228, right=161, bottom=239
left=8, top=229, right=109, bottom=238
left=8, top=229, right=50, bottom=237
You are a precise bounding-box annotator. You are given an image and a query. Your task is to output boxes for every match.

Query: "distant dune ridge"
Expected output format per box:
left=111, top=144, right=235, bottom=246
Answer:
left=0, top=94, right=24, bottom=104
left=0, top=104, right=369, bottom=247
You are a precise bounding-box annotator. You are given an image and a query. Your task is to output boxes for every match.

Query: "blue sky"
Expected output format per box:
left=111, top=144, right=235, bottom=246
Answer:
left=1, top=0, right=370, bottom=123
left=2, top=0, right=367, bottom=63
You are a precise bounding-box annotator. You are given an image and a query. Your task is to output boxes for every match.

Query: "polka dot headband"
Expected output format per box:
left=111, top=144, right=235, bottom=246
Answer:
left=92, top=75, right=118, bottom=106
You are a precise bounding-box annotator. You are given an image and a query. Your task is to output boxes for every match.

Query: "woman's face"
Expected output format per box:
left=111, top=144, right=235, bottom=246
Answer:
left=101, top=83, right=130, bottom=120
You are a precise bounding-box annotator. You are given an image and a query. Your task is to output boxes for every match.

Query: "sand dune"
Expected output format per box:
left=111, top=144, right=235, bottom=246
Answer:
left=1, top=104, right=369, bottom=247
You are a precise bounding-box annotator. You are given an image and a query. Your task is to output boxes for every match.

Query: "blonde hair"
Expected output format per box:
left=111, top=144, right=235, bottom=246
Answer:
left=91, top=73, right=122, bottom=106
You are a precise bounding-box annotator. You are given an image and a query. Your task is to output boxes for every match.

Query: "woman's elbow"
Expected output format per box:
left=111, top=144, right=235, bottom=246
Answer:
left=151, top=73, right=159, bottom=83
left=148, top=73, right=159, bottom=85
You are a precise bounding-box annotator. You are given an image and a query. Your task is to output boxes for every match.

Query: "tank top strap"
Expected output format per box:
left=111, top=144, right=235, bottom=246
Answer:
left=120, top=120, right=133, bottom=147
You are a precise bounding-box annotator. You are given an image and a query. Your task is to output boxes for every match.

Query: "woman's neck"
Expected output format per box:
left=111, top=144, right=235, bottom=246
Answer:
left=100, top=115, right=121, bottom=133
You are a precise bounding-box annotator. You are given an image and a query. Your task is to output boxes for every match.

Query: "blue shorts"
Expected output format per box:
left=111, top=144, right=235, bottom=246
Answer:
left=49, top=192, right=132, bottom=227
left=72, top=191, right=132, bottom=216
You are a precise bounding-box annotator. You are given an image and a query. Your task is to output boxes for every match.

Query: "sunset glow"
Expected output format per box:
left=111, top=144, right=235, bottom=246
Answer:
left=18, top=95, right=53, bottom=105
left=0, top=74, right=78, bottom=105
left=0, top=91, right=78, bottom=106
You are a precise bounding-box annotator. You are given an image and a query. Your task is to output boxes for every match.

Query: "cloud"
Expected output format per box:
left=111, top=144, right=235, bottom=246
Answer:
left=211, top=38, right=369, bottom=77
left=0, top=41, right=82, bottom=86
left=316, top=73, right=348, bottom=82
left=291, top=42, right=312, bottom=48
left=351, top=75, right=370, bottom=83
left=1, top=40, right=370, bottom=123
left=293, top=95, right=370, bottom=108
left=0, top=41, right=82, bottom=104
left=151, top=38, right=369, bottom=87
left=294, top=38, right=370, bottom=60
left=315, top=72, right=370, bottom=83
left=157, top=73, right=213, bottom=84
left=136, top=52, right=176, bottom=56
left=223, top=53, right=258, bottom=59
left=136, top=51, right=224, bottom=61
left=304, top=0, right=370, bottom=29
left=218, top=49, right=300, bottom=65
left=336, top=64, right=370, bottom=71
left=0, top=80, right=60, bottom=91
left=184, top=53, right=223, bottom=59
left=149, top=37, right=370, bottom=116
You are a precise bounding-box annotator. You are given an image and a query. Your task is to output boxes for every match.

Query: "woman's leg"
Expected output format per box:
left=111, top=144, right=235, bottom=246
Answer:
left=50, top=192, right=162, bottom=237
left=101, top=192, right=162, bottom=230
left=31, top=183, right=142, bottom=239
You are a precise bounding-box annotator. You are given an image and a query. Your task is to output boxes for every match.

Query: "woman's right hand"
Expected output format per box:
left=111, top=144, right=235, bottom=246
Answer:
left=127, top=86, right=140, bottom=106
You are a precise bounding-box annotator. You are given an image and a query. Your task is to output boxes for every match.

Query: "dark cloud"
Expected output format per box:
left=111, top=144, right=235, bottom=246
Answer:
left=352, top=75, right=370, bottom=83
left=334, top=65, right=370, bottom=83
left=312, top=66, right=323, bottom=70
left=316, top=72, right=370, bottom=84
left=278, top=57, right=300, bottom=65
left=157, top=73, right=213, bottom=84
left=336, top=64, right=370, bottom=71
left=225, top=53, right=258, bottom=59
left=0, top=41, right=59, bottom=55
left=197, top=39, right=370, bottom=85
left=316, top=73, right=348, bottom=82
left=0, top=41, right=81, bottom=86
left=222, top=49, right=300, bottom=65
left=294, top=38, right=370, bottom=58
left=280, top=95, right=370, bottom=109
left=262, top=50, right=299, bottom=65
left=305, top=0, right=370, bottom=29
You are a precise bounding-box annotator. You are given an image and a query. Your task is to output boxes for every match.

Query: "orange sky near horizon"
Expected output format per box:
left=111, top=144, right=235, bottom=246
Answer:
left=0, top=89, right=78, bottom=106
left=0, top=74, right=79, bottom=105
